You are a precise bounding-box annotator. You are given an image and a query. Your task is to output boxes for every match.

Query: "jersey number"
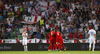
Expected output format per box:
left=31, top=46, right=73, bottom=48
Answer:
left=91, top=32, right=93, bottom=35
left=57, top=33, right=59, bottom=35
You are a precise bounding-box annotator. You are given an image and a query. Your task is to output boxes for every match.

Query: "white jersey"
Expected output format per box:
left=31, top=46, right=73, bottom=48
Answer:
left=22, top=32, right=28, bottom=45
left=22, top=33, right=28, bottom=40
left=88, top=29, right=96, bottom=38
left=56, top=11, right=60, bottom=17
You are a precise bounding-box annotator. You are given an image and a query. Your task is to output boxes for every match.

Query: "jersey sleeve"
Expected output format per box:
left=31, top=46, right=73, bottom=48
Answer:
left=94, top=30, right=96, bottom=34
left=88, top=30, right=90, bottom=34
left=47, top=32, right=51, bottom=36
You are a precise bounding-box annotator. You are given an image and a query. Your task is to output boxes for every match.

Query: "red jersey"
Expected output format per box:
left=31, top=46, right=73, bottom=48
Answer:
left=56, top=31, right=62, bottom=41
left=69, top=33, right=73, bottom=39
left=56, top=31, right=61, bottom=38
left=74, top=32, right=78, bottom=38
left=47, top=31, right=56, bottom=39
left=59, top=35, right=63, bottom=41
left=79, top=33, right=83, bottom=39
left=56, top=31, right=64, bottom=44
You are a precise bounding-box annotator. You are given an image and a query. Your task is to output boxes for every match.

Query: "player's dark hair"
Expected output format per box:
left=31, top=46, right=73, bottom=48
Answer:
left=91, top=25, right=94, bottom=29
left=51, top=29, right=55, bottom=31
left=57, top=29, right=60, bottom=31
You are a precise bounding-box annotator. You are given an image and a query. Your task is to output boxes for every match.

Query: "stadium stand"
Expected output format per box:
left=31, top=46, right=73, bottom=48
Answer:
left=0, top=0, right=100, bottom=40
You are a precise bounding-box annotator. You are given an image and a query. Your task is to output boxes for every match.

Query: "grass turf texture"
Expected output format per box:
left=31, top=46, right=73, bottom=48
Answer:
left=0, top=51, right=100, bottom=54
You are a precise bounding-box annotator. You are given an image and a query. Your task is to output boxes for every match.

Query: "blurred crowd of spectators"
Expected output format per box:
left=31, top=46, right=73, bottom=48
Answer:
left=0, top=0, right=38, bottom=39
left=0, top=0, right=100, bottom=39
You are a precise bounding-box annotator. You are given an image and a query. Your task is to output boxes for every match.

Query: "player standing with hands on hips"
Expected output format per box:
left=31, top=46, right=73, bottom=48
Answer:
left=22, top=30, right=28, bottom=51
left=88, top=25, right=96, bottom=52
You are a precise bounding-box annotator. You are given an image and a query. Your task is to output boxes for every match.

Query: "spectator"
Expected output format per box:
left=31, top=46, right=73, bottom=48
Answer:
left=36, top=30, right=41, bottom=39
left=6, top=26, right=12, bottom=32
left=0, top=0, right=99, bottom=40
left=78, top=27, right=83, bottom=33
left=94, top=22, right=99, bottom=33
left=16, top=36, right=20, bottom=43
left=4, top=30, right=9, bottom=39
left=41, top=32, right=45, bottom=39
left=69, top=32, right=73, bottom=39
left=73, top=31, right=78, bottom=38
left=40, top=19, right=44, bottom=26
left=69, top=26, right=73, bottom=33
left=0, top=31, right=3, bottom=39
left=84, top=27, right=88, bottom=39
left=0, top=14, right=3, bottom=22
left=79, top=32, right=83, bottom=39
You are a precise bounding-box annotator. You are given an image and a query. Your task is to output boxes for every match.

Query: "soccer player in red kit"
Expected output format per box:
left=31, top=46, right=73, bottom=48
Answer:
left=55, top=30, right=62, bottom=51
left=55, top=30, right=66, bottom=51
left=60, top=34, right=66, bottom=51
left=47, top=30, right=56, bottom=51
left=52, top=33, right=56, bottom=51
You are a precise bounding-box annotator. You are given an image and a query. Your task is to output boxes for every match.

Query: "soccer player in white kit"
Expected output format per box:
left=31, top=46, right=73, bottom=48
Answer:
left=22, top=30, right=28, bottom=51
left=88, top=26, right=96, bottom=51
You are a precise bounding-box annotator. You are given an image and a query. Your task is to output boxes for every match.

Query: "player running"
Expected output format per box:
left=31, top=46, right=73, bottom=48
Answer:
left=22, top=30, right=28, bottom=51
left=47, top=30, right=56, bottom=51
left=88, top=25, right=96, bottom=51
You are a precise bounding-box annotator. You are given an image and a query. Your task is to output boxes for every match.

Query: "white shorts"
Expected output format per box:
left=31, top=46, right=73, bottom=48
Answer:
left=22, top=40, right=27, bottom=45
left=89, top=37, right=95, bottom=44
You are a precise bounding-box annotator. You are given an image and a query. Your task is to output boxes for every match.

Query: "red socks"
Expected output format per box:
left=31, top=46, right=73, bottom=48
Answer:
left=53, top=44, right=56, bottom=50
left=58, top=44, right=61, bottom=50
left=55, top=44, right=57, bottom=50
left=48, top=45, right=52, bottom=50
left=62, top=45, right=65, bottom=49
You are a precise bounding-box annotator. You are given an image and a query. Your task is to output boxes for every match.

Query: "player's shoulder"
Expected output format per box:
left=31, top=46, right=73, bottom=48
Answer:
left=91, top=29, right=96, bottom=32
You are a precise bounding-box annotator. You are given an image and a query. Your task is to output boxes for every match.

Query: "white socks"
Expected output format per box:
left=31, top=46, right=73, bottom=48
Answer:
left=89, top=43, right=91, bottom=49
left=24, top=46, right=28, bottom=51
left=26, top=46, right=28, bottom=51
left=89, top=43, right=95, bottom=51
left=24, top=46, right=26, bottom=51
left=92, top=43, right=95, bottom=51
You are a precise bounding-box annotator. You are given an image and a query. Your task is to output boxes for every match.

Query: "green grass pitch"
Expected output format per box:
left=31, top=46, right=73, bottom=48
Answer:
left=0, top=51, right=100, bottom=54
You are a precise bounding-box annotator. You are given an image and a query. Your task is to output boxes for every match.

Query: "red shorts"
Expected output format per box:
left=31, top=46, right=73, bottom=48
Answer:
left=56, top=38, right=63, bottom=44
left=60, top=39, right=63, bottom=45
left=49, top=38, right=55, bottom=44
left=53, top=39, right=56, bottom=44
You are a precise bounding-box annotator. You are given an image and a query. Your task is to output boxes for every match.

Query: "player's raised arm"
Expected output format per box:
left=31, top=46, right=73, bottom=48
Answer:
left=47, top=32, right=51, bottom=36
left=26, top=33, right=28, bottom=38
